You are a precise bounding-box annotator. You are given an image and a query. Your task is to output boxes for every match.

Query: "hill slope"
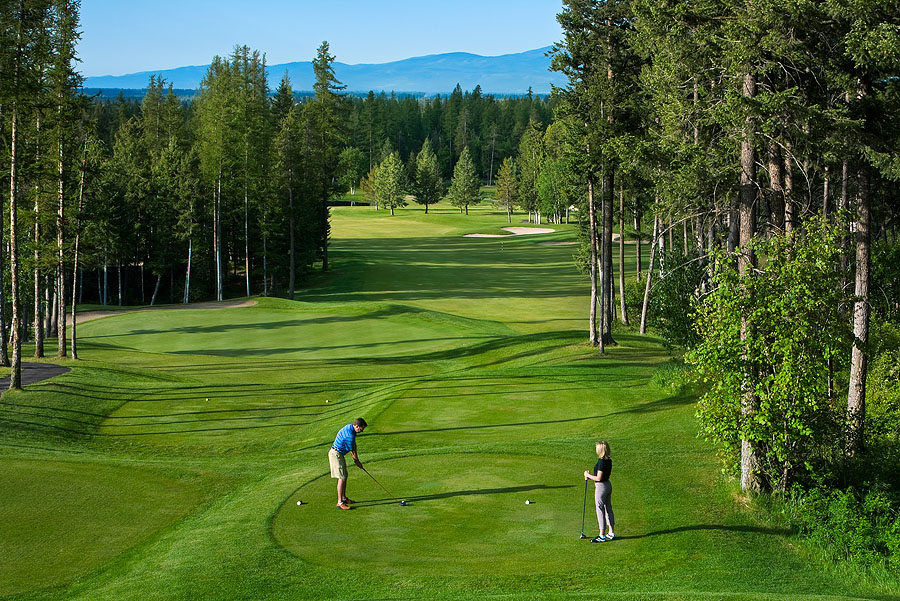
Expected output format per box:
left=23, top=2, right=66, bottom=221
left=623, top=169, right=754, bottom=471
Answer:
left=83, top=47, right=566, bottom=95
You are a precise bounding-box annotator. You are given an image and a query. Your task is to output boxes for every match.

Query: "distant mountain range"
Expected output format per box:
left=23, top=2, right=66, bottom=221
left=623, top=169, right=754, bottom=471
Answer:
left=83, top=47, right=566, bottom=95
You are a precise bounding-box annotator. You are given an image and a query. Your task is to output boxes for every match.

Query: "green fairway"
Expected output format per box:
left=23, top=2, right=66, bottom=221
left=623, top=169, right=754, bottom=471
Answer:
left=1, top=202, right=896, bottom=600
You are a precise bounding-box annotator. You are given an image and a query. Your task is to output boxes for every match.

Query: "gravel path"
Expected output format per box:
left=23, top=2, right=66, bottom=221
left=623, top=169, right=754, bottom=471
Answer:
left=0, top=363, right=70, bottom=391
left=72, top=299, right=258, bottom=324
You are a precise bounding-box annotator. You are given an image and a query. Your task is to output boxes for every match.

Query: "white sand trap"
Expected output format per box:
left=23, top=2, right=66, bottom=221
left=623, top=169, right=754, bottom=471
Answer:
left=464, top=227, right=556, bottom=238
left=502, top=227, right=555, bottom=235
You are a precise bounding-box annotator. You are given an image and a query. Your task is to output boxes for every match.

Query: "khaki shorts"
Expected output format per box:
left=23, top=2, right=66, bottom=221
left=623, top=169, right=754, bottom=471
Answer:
left=329, top=447, right=348, bottom=479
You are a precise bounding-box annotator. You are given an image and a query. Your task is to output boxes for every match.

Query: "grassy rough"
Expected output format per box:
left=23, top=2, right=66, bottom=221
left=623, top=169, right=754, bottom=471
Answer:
left=1, top=202, right=896, bottom=600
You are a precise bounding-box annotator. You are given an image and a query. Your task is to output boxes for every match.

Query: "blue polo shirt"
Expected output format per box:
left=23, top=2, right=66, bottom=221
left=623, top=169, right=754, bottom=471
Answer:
left=332, top=424, right=357, bottom=455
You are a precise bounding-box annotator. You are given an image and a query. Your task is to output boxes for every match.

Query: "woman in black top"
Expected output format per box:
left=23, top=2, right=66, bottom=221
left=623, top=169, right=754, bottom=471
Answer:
left=583, top=440, right=615, bottom=542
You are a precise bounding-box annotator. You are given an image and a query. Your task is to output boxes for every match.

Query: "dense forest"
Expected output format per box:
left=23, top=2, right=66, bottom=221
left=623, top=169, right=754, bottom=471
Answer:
left=2, top=0, right=900, bottom=573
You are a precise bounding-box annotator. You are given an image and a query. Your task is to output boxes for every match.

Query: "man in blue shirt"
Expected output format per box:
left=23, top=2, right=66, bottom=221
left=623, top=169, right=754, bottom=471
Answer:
left=329, top=418, right=367, bottom=510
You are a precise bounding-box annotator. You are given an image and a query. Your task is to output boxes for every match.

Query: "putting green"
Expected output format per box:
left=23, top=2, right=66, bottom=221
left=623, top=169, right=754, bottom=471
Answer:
left=272, top=453, right=643, bottom=576
left=0, top=458, right=202, bottom=596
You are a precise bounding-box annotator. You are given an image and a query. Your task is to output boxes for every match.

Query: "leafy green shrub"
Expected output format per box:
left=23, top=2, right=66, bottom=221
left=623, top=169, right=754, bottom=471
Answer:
left=792, top=487, right=900, bottom=570
left=623, top=274, right=647, bottom=326
left=690, top=220, right=852, bottom=489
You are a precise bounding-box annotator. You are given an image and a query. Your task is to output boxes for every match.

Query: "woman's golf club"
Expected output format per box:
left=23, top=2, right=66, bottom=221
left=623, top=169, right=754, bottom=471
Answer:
left=580, top=478, right=589, bottom=539
left=361, top=466, right=407, bottom=506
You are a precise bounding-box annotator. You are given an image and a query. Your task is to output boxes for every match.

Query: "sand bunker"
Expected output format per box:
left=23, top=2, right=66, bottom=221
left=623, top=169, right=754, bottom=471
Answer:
left=464, top=227, right=556, bottom=238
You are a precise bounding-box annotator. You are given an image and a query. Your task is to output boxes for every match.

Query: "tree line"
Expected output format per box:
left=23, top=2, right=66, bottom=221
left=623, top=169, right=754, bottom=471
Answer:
left=551, top=0, right=900, bottom=568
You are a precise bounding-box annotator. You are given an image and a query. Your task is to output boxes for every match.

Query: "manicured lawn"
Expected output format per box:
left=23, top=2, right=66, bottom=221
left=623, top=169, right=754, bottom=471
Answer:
left=0, top=201, right=895, bottom=600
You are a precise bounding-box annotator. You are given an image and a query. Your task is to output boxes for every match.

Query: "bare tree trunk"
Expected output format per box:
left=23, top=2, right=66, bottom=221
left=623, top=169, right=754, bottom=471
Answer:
left=34, top=113, right=44, bottom=358
left=847, top=164, right=870, bottom=456
left=184, top=237, right=193, bottom=304
left=244, top=149, right=251, bottom=298
left=635, top=202, right=642, bottom=280
left=71, top=144, right=86, bottom=360
left=640, top=214, right=659, bottom=334
left=150, top=274, right=161, bottom=306
left=599, top=169, right=615, bottom=349
left=587, top=177, right=598, bottom=346
left=823, top=165, right=831, bottom=220
left=783, top=141, right=794, bottom=236
left=767, top=141, right=784, bottom=234
left=117, top=257, right=122, bottom=306
left=288, top=170, right=296, bottom=300
left=739, top=72, right=762, bottom=494
left=57, top=121, right=66, bottom=358
left=9, top=100, right=22, bottom=389
left=49, top=282, right=59, bottom=336
left=216, top=167, right=223, bottom=301
left=262, top=234, right=268, bottom=297
left=618, top=188, right=628, bottom=325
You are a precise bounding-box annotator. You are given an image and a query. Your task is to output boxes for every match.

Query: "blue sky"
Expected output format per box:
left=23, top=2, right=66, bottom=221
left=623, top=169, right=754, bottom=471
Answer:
left=78, top=0, right=565, bottom=76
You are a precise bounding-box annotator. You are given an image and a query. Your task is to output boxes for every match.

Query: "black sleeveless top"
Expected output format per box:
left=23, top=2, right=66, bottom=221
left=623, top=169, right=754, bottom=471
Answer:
left=593, top=457, right=612, bottom=482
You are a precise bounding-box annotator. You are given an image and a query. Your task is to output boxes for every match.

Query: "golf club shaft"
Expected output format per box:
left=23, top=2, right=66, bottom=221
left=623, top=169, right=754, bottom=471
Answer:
left=581, top=478, right=588, bottom=536
left=362, top=467, right=400, bottom=502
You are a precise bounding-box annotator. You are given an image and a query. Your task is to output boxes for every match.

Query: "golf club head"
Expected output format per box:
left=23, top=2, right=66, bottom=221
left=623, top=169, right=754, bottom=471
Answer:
left=579, top=533, right=588, bottom=539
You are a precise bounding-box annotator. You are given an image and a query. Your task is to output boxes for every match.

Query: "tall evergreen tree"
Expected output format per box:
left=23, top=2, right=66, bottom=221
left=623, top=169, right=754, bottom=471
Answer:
left=411, top=138, right=443, bottom=213
left=309, top=41, right=346, bottom=272
left=448, top=146, right=480, bottom=215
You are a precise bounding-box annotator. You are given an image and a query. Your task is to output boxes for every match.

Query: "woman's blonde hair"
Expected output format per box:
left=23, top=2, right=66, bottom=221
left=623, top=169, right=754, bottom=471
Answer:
left=595, top=440, right=610, bottom=459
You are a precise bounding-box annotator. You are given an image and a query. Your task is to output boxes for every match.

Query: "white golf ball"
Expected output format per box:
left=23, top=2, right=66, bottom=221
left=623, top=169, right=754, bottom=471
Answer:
left=296, top=500, right=303, bottom=505
left=525, top=500, right=531, bottom=505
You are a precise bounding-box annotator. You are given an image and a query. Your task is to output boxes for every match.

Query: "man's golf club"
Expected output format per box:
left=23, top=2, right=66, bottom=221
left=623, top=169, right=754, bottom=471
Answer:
left=361, top=466, right=406, bottom=506
left=579, top=478, right=589, bottom=539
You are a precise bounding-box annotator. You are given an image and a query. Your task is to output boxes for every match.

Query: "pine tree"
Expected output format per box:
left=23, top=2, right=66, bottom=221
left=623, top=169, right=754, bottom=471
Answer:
left=374, top=152, right=406, bottom=216
left=448, top=146, right=480, bottom=215
left=495, top=156, right=518, bottom=224
left=411, top=138, right=443, bottom=214
left=309, top=41, right=346, bottom=272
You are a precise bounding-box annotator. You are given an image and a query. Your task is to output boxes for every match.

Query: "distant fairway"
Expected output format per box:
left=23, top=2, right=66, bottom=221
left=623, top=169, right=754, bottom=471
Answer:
left=1, top=202, right=894, bottom=600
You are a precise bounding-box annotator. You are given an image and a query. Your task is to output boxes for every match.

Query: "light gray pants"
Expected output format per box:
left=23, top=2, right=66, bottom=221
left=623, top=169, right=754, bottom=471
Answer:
left=594, top=481, right=614, bottom=532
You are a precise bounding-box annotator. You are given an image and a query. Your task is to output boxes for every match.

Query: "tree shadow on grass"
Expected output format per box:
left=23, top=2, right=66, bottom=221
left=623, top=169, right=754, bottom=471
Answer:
left=614, top=524, right=793, bottom=540
left=355, top=483, right=574, bottom=508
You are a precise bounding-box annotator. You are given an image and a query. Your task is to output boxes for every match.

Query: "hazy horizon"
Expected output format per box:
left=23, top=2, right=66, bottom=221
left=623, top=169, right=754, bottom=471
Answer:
left=79, top=0, right=565, bottom=77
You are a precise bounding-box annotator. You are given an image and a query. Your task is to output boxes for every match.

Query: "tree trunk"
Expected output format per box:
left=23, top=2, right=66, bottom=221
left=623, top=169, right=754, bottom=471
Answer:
left=288, top=176, right=296, bottom=300
left=245, top=149, right=251, bottom=298
left=847, top=164, right=870, bottom=456
left=767, top=141, right=784, bottom=234
left=34, top=114, right=44, bottom=358
left=150, top=274, right=161, bottom=306
left=184, top=237, right=193, bottom=304
left=600, top=169, right=615, bottom=348
left=635, top=203, right=642, bottom=280
left=71, top=145, right=86, bottom=360
left=57, top=123, right=66, bottom=358
left=739, top=72, right=762, bottom=494
left=783, top=141, right=794, bottom=236
left=640, top=214, right=659, bottom=334
left=9, top=99, right=23, bottom=389
left=587, top=177, right=598, bottom=346
left=216, top=167, right=223, bottom=301
left=618, top=188, right=628, bottom=325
